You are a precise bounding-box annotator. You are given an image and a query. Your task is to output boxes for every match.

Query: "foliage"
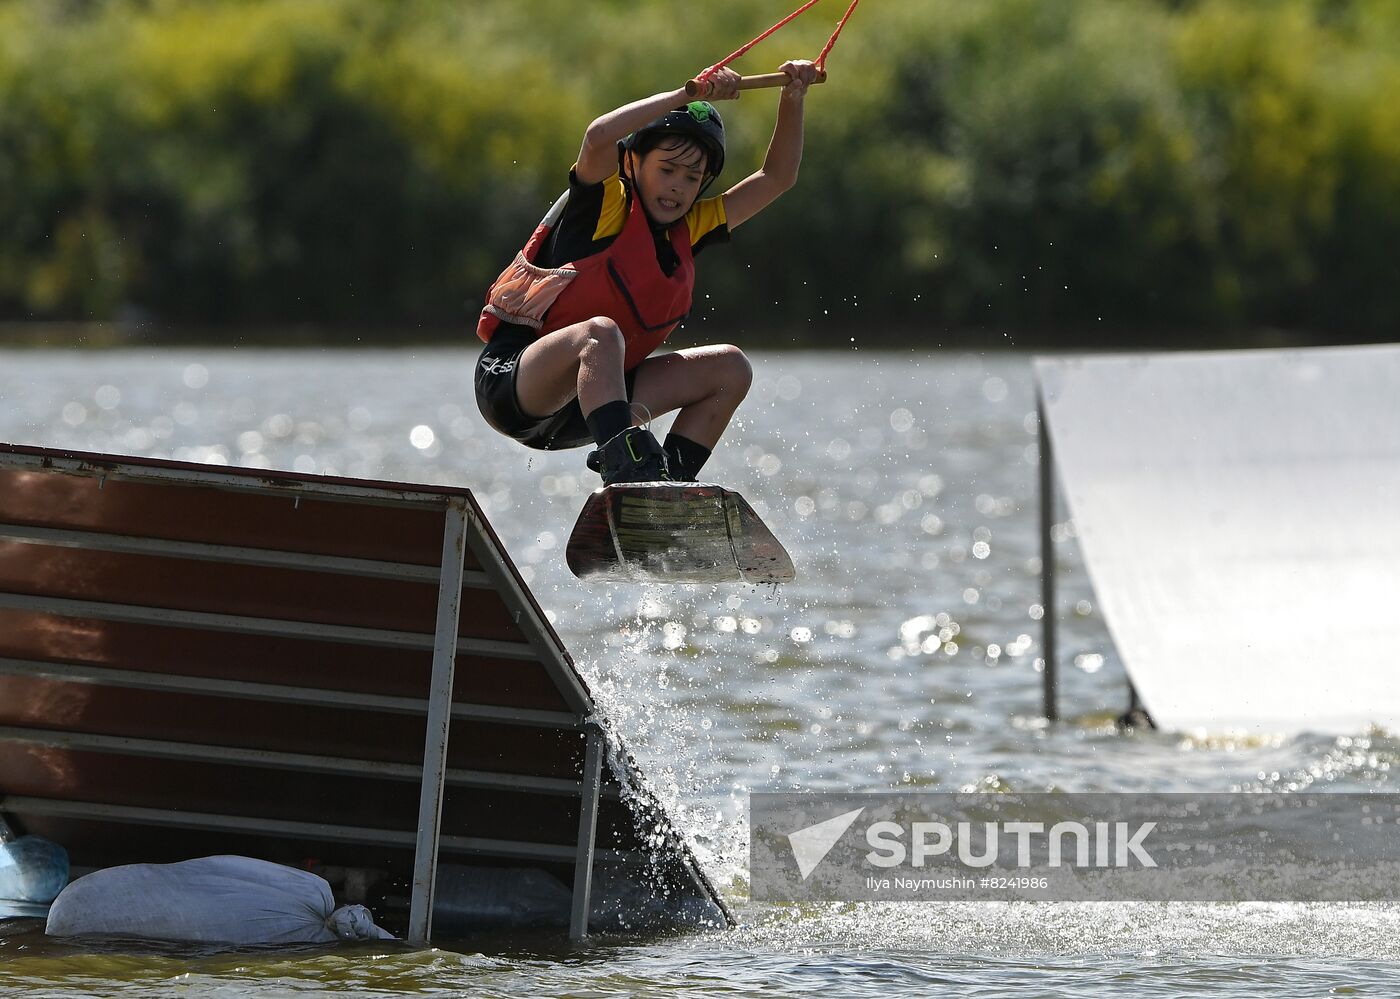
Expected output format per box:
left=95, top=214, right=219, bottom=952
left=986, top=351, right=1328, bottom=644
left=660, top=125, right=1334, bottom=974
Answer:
left=1, top=0, right=1398, bottom=338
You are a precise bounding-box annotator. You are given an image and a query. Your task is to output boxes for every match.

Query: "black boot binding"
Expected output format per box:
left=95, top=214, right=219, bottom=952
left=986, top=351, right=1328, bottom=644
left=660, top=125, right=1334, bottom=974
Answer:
left=587, top=427, right=672, bottom=486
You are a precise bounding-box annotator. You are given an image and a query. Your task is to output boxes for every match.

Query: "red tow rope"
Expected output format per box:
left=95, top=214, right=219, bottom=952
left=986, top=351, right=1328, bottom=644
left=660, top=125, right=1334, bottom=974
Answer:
left=695, top=0, right=862, bottom=88
left=813, top=0, right=861, bottom=72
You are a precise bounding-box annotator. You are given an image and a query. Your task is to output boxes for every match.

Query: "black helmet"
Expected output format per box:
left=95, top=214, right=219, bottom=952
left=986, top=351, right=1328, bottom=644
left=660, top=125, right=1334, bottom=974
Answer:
left=622, top=101, right=726, bottom=192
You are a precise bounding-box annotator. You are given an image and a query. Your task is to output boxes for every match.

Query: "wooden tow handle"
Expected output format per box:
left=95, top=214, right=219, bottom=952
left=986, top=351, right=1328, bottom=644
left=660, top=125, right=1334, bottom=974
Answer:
left=685, top=69, right=828, bottom=98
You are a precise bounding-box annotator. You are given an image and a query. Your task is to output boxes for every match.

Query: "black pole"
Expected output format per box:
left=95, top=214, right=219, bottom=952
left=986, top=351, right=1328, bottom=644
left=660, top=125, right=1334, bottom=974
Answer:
left=1116, top=679, right=1156, bottom=730
left=1038, top=388, right=1058, bottom=723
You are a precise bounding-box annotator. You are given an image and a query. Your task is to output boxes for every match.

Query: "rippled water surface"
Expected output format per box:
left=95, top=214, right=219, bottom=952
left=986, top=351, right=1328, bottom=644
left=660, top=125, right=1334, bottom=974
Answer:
left=0, top=347, right=1394, bottom=996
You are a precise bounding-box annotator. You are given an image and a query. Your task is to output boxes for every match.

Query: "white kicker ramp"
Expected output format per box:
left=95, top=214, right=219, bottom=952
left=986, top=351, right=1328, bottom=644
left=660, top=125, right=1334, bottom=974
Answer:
left=1035, top=345, right=1400, bottom=734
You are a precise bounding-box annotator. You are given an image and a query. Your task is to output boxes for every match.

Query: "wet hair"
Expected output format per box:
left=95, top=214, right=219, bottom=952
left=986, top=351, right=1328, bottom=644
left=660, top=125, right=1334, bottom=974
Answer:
left=630, top=133, right=714, bottom=178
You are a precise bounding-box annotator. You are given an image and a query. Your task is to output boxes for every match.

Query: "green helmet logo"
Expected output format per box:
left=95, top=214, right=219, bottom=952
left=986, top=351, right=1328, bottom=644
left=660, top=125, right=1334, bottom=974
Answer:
left=686, top=101, right=714, bottom=122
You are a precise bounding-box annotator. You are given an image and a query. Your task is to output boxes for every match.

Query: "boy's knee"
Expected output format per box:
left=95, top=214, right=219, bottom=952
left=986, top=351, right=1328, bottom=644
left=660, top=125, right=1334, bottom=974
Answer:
left=715, top=344, right=753, bottom=396
left=581, top=317, right=624, bottom=350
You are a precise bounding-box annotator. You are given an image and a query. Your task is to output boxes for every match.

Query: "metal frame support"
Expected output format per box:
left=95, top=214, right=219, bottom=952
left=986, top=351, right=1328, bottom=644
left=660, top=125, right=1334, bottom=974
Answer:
left=462, top=509, right=594, bottom=718
left=1038, top=389, right=1059, bottom=723
left=1119, top=679, right=1155, bottom=729
left=1039, top=380, right=1154, bottom=730
left=569, top=723, right=605, bottom=941
left=407, top=497, right=469, bottom=944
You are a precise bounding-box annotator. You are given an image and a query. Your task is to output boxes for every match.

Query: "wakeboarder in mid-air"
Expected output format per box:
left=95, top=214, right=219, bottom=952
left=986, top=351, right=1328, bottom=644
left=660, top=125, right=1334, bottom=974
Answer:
left=472, top=2, right=859, bottom=581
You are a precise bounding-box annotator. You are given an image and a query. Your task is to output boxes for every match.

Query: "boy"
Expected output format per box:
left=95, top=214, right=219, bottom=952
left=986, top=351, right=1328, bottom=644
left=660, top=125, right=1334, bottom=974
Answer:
left=474, top=60, right=822, bottom=485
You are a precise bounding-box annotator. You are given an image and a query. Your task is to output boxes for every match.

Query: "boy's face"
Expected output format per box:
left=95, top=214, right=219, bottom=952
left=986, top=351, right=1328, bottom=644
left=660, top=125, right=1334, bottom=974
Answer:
left=628, top=137, right=709, bottom=224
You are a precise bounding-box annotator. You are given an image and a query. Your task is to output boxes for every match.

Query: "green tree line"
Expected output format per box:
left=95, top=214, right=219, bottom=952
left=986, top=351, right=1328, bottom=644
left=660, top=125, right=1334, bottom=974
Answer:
left=2, top=0, right=1399, bottom=344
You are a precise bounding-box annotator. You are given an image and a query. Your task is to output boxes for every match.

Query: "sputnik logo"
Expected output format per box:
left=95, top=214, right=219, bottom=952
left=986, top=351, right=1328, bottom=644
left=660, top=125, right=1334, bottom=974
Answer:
left=787, top=808, right=864, bottom=879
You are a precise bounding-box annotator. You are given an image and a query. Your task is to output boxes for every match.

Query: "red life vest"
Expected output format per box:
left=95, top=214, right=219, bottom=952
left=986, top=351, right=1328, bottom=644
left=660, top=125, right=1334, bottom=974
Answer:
left=476, top=186, right=694, bottom=372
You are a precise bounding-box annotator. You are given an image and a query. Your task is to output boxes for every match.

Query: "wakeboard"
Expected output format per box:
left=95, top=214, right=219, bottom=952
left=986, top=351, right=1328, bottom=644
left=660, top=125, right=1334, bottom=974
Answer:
left=565, top=483, right=796, bottom=584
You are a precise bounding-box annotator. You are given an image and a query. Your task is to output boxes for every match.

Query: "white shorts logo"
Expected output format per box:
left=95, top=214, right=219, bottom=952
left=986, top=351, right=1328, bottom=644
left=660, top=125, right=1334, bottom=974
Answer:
left=479, top=356, right=518, bottom=376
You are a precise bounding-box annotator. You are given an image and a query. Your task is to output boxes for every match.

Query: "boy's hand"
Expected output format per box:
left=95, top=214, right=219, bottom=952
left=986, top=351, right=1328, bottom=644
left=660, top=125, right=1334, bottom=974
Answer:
left=696, top=66, right=742, bottom=101
left=780, top=60, right=822, bottom=99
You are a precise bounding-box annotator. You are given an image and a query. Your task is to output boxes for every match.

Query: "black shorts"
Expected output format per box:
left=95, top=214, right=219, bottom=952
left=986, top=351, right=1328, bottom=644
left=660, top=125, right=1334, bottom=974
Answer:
left=474, top=326, right=639, bottom=451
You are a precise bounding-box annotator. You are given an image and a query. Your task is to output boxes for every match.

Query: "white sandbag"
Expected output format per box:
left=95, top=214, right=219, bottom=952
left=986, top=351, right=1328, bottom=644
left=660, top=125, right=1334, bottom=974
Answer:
left=0, top=836, right=68, bottom=904
left=45, top=855, right=394, bottom=945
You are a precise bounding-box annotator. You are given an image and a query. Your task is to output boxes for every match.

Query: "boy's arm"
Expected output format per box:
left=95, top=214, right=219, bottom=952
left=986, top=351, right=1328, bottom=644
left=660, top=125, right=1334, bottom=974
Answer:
left=576, top=69, right=742, bottom=185
left=722, top=61, right=821, bottom=230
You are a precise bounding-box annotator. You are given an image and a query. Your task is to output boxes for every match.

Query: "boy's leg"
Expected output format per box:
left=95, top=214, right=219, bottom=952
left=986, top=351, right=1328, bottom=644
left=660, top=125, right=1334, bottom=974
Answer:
left=630, top=344, right=753, bottom=480
left=515, top=316, right=627, bottom=425
left=514, top=315, right=670, bottom=481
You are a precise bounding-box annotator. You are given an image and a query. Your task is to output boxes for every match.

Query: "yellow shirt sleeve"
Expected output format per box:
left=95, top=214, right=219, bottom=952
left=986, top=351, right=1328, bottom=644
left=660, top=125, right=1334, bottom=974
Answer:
left=591, top=170, right=629, bottom=242
left=581, top=169, right=728, bottom=249
left=685, top=195, right=728, bottom=247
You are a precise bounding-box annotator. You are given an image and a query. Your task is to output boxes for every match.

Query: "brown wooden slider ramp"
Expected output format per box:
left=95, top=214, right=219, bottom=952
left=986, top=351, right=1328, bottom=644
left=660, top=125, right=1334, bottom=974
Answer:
left=0, top=443, right=733, bottom=942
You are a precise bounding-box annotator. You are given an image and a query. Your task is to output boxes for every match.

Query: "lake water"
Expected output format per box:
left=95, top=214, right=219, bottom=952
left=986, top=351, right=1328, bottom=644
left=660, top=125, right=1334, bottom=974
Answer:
left=0, top=347, right=1395, bottom=997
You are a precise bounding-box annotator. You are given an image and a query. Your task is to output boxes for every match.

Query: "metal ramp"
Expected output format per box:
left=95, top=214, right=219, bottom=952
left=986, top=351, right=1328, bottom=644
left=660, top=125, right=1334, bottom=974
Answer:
left=0, top=442, right=732, bottom=940
left=1033, top=345, right=1400, bottom=733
